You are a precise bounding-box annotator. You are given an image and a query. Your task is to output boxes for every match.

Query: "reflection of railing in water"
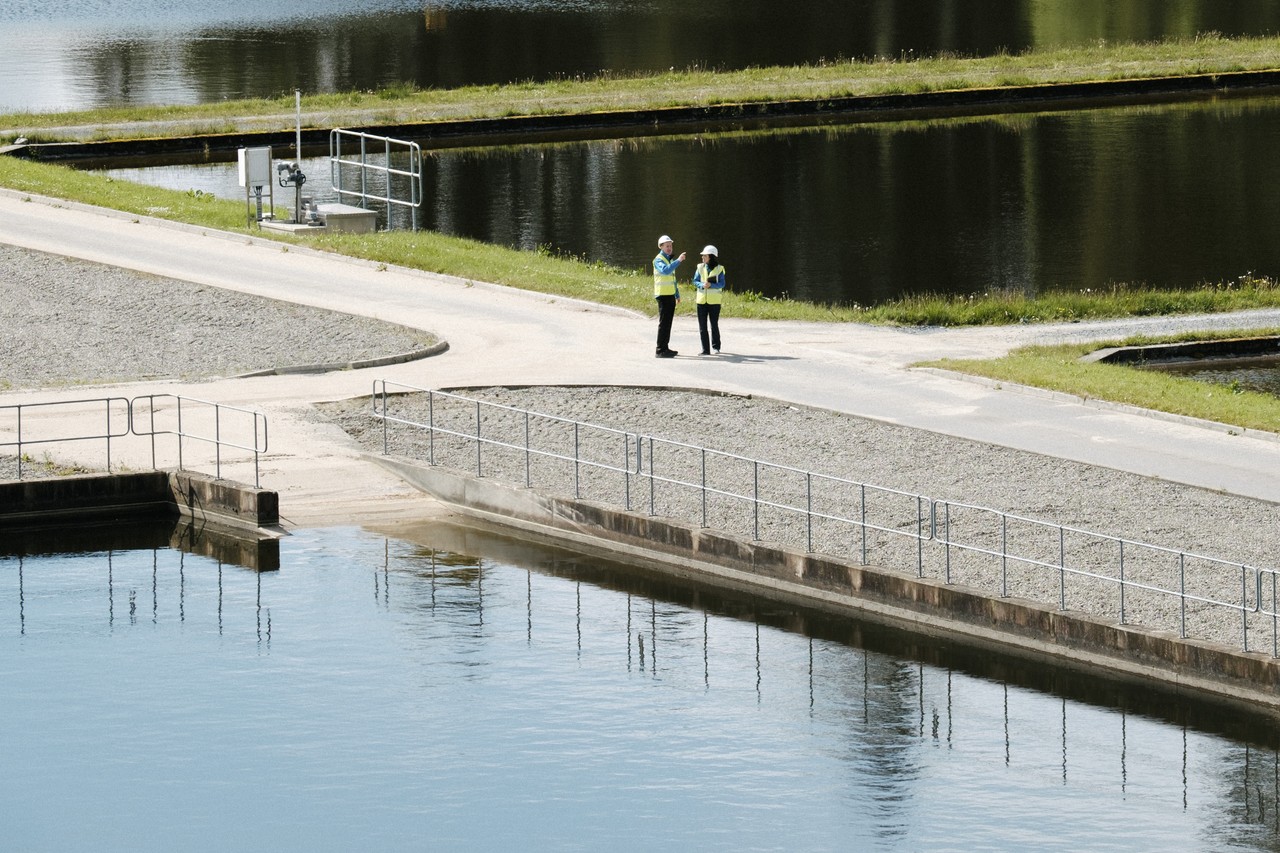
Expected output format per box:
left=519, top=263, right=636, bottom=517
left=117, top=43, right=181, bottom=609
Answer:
left=376, top=537, right=1280, bottom=833
left=5, top=523, right=275, bottom=641
left=0, top=394, right=269, bottom=487
left=370, top=381, right=1280, bottom=657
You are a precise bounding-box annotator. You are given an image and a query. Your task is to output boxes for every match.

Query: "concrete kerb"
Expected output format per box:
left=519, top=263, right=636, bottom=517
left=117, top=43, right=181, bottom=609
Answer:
left=370, top=451, right=1280, bottom=716
left=236, top=340, right=450, bottom=378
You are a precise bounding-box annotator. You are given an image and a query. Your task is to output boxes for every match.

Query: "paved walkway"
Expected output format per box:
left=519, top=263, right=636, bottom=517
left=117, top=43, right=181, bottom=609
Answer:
left=3, top=188, right=1279, bottom=527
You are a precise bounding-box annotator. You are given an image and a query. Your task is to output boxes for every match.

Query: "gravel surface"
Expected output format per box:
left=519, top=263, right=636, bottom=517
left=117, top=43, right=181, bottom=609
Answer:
left=5, top=240, right=1276, bottom=653
left=0, top=244, right=435, bottom=389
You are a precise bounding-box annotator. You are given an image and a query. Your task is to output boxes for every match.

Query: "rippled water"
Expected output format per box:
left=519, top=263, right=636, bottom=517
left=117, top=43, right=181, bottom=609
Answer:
left=3, top=523, right=1279, bottom=850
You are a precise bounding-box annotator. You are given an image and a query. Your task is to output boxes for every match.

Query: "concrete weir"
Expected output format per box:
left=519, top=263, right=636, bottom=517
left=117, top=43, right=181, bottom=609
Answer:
left=0, top=470, right=280, bottom=534
left=374, top=454, right=1280, bottom=716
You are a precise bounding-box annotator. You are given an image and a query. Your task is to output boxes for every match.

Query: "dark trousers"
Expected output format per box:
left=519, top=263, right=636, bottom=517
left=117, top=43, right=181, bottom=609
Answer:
left=655, top=294, right=677, bottom=352
left=697, top=303, right=721, bottom=352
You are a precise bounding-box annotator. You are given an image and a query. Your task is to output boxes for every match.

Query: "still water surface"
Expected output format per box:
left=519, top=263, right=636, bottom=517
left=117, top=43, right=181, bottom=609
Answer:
left=108, top=94, right=1280, bottom=305
left=3, top=524, right=1279, bottom=850
left=5, top=1, right=1280, bottom=112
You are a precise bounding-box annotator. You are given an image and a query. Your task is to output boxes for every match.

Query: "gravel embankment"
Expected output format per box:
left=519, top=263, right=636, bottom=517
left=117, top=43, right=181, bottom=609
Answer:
left=0, top=244, right=435, bottom=388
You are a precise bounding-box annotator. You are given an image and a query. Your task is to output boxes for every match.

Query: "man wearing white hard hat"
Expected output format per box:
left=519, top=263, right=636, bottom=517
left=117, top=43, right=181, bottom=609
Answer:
left=693, top=245, right=726, bottom=355
left=652, top=234, right=685, bottom=358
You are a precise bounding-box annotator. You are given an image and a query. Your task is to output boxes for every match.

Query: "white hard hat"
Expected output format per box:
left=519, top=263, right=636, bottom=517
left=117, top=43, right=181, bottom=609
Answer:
left=657, top=234, right=673, bottom=245
left=701, top=245, right=718, bottom=256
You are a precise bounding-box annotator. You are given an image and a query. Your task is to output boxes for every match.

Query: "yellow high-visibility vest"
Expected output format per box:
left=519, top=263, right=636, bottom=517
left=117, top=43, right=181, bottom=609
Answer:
left=653, top=253, right=678, bottom=297
left=695, top=264, right=725, bottom=305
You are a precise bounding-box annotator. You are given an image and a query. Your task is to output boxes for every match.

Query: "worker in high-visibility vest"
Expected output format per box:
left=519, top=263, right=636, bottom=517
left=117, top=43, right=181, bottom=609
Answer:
left=693, top=245, right=726, bottom=355
left=653, top=234, right=685, bottom=358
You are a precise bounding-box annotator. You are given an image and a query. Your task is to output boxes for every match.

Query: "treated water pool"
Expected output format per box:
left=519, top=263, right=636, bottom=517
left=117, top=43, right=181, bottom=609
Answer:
left=4, top=522, right=1280, bottom=851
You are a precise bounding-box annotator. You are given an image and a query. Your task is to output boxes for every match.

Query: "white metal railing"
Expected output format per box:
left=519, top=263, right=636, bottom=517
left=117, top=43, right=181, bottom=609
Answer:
left=369, top=381, right=1280, bottom=657
left=329, top=129, right=423, bottom=230
left=1, top=395, right=268, bottom=487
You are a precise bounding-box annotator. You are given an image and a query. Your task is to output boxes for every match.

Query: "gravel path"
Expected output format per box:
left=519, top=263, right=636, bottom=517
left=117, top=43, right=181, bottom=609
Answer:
left=5, top=240, right=1277, bottom=652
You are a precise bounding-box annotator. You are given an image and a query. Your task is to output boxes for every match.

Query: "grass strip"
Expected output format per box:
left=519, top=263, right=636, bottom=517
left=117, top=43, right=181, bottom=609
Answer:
left=921, top=329, right=1280, bottom=433
left=3, top=33, right=1280, bottom=143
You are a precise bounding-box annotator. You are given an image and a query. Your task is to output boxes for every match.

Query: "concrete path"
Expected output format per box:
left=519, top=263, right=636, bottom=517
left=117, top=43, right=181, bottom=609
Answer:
left=3, top=188, right=1279, bottom=527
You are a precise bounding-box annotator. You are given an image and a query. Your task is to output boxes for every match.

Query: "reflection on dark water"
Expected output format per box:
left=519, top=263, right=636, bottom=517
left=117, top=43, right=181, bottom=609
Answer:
left=6, top=0, right=1280, bottom=111
left=4, top=522, right=1280, bottom=848
left=1156, top=356, right=1280, bottom=398
left=107, top=96, right=1280, bottom=305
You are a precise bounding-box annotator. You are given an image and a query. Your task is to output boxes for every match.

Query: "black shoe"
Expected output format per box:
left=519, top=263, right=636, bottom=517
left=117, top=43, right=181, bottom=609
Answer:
left=656, top=349, right=677, bottom=358
left=699, top=350, right=711, bottom=356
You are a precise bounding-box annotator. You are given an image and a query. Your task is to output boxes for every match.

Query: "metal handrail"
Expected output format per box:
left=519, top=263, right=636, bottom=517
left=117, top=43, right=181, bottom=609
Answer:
left=0, top=396, right=131, bottom=477
left=369, top=382, right=1280, bottom=657
left=329, top=129, right=423, bottom=230
left=373, top=380, right=934, bottom=573
left=131, top=394, right=269, bottom=487
left=933, top=499, right=1260, bottom=648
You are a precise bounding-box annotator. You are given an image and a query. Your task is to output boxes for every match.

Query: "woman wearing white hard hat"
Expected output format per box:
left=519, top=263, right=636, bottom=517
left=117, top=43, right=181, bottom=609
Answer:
left=693, top=245, right=726, bottom=355
left=652, top=234, right=686, bottom=358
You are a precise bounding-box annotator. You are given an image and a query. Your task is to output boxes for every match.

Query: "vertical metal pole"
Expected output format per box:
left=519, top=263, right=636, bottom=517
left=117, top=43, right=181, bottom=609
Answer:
left=944, top=503, right=951, bottom=584
left=1273, top=572, right=1277, bottom=659
left=700, top=449, right=707, bottom=528
left=1000, top=514, right=1008, bottom=598
left=648, top=436, right=655, bottom=517
left=805, top=472, right=812, bottom=553
left=624, top=433, right=632, bottom=512
left=148, top=397, right=157, bottom=470
left=105, top=399, right=112, bottom=473
left=214, top=403, right=222, bottom=479
left=428, top=391, right=436, bottom=466
left=1179, top=553, right=1187, bottom=638
left=177, top=397, right=185, bottom=473
left=916, top=496, right=924, bottom=578
left=1242, top=565, right=1249, bottom=654
left=752, top=461, right=759, bottom=541
left=524, top=412, right=531, bottom=488
left=475, top=400, right=482, bottom=476
left=15, top=405, right=21, bottom=479
left=379, top=382, right=389, bottom=456
left=254, top=412, right=263, bottom=489
left=1119, top=540, right=1126, bottom=624
left=360, top=135, right=368, bottom=207
left=573, top=422, right=581, bottom=499
left=1058, top=526, right=1066, bottom=611
left=860, top=484, right=867, bottom=566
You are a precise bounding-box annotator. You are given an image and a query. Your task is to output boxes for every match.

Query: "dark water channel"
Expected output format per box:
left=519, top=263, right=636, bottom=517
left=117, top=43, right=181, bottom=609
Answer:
left=4, top=522, right=1280, bottom=850
left=6, top=0, right=1280, bottom=112
left=107, top=93, right=1280, bottom=306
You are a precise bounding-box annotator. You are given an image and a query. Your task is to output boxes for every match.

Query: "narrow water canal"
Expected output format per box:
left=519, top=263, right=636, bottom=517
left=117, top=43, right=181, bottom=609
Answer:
left=107, top=94, right=1280, bottom=305
left=6, top=0, right=1280, bottom=111
left=3, top=524, right=1278, bottom=850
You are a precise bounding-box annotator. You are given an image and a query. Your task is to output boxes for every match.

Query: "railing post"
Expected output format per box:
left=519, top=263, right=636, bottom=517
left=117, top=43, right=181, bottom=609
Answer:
left=177, top=396, right=185, bottom=473
left=860, top=484, right=867, bottom=566
left=525, top=411, right=531, bottom=489
left=428, top=391, right=435, bottom=466
left=105, top=399, right=112, bottom=473
left=1179, top=553, right=1187, bottom=638
left=943, top=502, right=951, bottom=584
left=1000, top=514, right=1008, bottom=598
left=574, top=421, right=580, bottom=499
left=1118, top=540, right=1126, bottom=624
left=752, top=460, right=759, bottom=541
left=648, top=436, right=655, bottom=517
left=624, top=433, right=632, bottom=512
left=1242, top=565, right=1249, bottom=654
left=16, top=405, right=22, bottom=479
left=805, top=472, right=812, bottom=553
left=379, top=381, right=389, bottom=456
left=1058, top=525, right=1066, bottom=611
left=700, top=448, right=707, bottom=529
left=475, top=400, right=482, bottom=477
left=214, top=403, right=222, bottom=479
left=916, top=496, right=923, bottom=579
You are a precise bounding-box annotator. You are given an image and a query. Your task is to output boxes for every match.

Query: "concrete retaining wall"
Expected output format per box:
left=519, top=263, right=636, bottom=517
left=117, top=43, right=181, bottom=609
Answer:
left=374, top=454, right=1280, bottom=715
left=0, top=470, right=279, bottom=532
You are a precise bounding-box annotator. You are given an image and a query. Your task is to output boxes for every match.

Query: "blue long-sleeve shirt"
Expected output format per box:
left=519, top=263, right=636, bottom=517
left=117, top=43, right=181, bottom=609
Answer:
left=653, top=252, right=682, bottom=299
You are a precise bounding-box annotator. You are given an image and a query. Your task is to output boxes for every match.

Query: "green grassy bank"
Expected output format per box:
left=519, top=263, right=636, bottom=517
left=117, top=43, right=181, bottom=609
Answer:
left=4, top=33, right=1280, bottom=143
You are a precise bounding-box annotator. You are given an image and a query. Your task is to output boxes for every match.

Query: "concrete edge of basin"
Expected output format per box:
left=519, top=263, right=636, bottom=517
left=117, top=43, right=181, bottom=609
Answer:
left=370, top=453, right=1280, bottom=717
